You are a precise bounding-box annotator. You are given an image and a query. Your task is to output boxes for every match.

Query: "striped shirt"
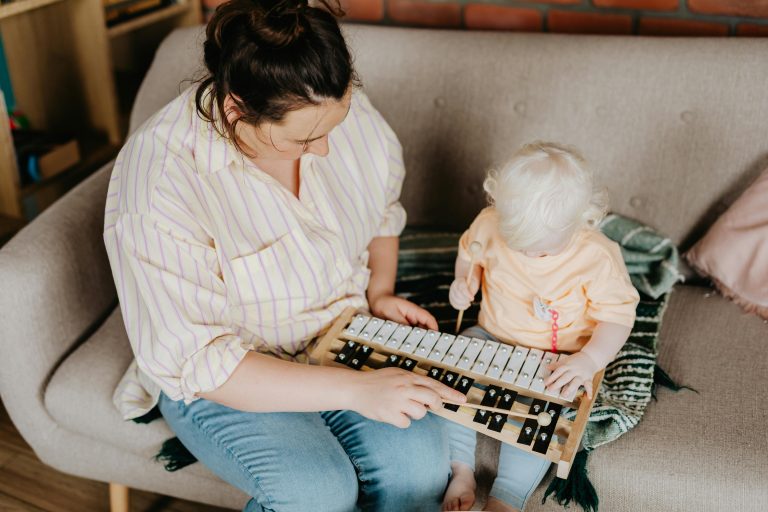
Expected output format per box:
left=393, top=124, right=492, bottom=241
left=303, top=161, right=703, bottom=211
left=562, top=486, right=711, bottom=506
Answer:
left=104, top=87, right=406, bottom=419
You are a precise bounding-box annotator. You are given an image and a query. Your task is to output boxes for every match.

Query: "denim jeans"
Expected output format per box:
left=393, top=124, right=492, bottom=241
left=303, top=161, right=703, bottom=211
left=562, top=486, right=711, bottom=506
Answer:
left=158, top=393, right=450, bottom=512
left=441, top=325, right=551, bottom=510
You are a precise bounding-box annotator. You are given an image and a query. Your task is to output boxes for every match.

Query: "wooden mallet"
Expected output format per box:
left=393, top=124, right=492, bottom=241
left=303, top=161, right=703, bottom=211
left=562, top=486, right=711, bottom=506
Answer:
left=455, top=241, right=482, bottom=334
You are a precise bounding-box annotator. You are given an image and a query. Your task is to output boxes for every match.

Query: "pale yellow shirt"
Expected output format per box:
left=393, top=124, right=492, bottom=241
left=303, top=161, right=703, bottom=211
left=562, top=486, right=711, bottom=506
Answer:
left=459, top=208, right=639, bottom=353
left=104, top=87, right=406, bottom=419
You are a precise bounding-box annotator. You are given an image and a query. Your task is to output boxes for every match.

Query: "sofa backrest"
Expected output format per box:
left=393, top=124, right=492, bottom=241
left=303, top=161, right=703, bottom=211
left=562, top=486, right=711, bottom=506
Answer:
left=131, top=25, right=768, bottom=248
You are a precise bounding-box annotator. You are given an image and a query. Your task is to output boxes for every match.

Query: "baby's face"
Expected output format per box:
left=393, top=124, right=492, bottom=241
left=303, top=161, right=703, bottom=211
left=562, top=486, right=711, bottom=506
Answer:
left=520, top=229, right=573, bottom=258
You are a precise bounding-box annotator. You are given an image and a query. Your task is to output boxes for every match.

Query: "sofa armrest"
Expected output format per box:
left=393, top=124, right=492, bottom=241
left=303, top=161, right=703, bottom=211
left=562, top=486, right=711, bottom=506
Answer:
left=0, top=162, right=117, bottom=451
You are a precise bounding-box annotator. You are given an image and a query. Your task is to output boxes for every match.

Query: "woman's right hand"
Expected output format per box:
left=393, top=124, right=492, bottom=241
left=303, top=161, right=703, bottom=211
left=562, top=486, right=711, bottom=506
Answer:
left=449, top=277, right=479, bottom=311
left=347, top=367, right=467, bottom=428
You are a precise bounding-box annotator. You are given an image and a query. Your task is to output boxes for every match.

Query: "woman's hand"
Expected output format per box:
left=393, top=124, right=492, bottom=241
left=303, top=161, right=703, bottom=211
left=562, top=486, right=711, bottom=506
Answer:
left=348, top=367, right=467, bottom=428
left=448, top=277, right=480, bottom=311
left=544, top=352, right=600, bottom=399
left=370, top=294, right=438, bottom=330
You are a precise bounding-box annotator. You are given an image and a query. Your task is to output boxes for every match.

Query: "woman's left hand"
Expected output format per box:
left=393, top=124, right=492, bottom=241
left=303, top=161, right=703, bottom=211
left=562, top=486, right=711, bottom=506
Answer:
left=370, top=295, right=438, bottom=330
left=544, top=352, right=600, bottom=399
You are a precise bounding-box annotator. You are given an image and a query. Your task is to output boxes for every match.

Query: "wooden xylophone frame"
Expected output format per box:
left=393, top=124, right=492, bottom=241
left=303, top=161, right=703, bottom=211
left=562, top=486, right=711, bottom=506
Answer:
left=309, top=308, right=603, bottom=479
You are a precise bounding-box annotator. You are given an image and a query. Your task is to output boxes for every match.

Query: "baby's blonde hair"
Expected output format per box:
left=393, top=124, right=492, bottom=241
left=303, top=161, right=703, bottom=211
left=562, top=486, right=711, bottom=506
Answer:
left=483, top=141, right=607, bottom=250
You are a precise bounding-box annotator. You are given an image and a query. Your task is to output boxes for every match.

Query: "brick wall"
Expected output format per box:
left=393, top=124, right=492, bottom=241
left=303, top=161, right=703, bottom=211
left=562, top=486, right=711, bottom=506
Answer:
left=202, top=0, right=768, bottom=36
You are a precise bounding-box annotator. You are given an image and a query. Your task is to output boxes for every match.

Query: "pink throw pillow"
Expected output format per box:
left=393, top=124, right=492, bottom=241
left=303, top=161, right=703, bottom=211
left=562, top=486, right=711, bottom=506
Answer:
left=685, top=167, right=768, bottom=319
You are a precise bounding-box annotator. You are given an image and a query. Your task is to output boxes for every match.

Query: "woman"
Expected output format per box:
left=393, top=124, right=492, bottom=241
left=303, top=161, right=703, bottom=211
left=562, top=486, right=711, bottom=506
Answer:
left=103, top=1, right=464, bottom=510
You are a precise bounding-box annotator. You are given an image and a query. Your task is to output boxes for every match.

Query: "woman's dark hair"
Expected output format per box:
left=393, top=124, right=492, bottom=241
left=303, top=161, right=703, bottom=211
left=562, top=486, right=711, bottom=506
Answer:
left=195, top=0, right=357, bottom=155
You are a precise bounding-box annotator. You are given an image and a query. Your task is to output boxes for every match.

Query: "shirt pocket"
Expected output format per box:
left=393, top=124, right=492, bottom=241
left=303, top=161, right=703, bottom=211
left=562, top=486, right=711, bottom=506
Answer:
left=227, top=230, right=309, bottom=306
left=227, top=229, right=351, bottom=310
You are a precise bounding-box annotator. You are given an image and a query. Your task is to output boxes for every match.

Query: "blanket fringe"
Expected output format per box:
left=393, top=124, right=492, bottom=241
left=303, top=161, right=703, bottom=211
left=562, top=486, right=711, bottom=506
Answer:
left=130, top=405, right=162, bottom=424
left=652, top=364, right=696, bottom=399
left=542, top=450, right=598, bottom=512
left=131, top=408, right=199, bottom=471
left=155, top=437, right=197, bottom=472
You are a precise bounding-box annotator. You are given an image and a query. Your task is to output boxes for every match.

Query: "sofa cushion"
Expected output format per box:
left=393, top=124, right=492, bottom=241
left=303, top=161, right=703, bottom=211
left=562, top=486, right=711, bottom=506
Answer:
left=43, top=309, right=216, bottom=483
left=685, top=166, right=768, bottom=320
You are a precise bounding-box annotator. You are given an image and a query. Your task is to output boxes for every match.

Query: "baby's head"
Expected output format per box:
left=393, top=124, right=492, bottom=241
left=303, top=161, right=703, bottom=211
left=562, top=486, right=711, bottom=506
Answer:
left=483, top=141, right=607, bottom=257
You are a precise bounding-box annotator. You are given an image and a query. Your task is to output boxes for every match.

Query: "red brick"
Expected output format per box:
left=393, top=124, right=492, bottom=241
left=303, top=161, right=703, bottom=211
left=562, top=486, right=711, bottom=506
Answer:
left=516, top=0, right=580, bottom=4
left=594, top=0, right=678, bottom=9
left=464, top=5, right=542, bottom=31
left=688, top=0, right=768, bottom=18
left=639, top=17, right=728, bottom=36
left=548, top=10, right=633, bottom=34
left=341, top=0, right=384, bottom=22
left=202, top=0, right=384, bottom=22
left=736, top=23, right=768, bottom=36
left=387, top=0, right=462, bottom=27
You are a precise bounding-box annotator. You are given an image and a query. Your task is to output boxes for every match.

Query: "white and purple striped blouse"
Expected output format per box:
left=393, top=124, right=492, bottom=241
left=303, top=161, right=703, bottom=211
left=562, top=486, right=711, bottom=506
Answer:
left=104, top=87, right=406, bottom=419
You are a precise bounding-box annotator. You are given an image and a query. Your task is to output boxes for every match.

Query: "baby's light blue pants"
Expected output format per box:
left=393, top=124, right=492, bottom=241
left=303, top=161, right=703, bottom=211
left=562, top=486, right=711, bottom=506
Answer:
left=440, top=324, right=552, bottom=510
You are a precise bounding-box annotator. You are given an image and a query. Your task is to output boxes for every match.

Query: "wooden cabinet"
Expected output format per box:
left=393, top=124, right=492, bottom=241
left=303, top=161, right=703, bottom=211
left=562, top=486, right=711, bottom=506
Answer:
left=0, top=0, right=201, bottom=237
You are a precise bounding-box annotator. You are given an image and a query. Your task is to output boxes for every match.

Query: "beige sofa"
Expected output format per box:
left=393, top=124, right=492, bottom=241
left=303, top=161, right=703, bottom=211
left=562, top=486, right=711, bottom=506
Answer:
left=1, top=24, right=767, bottom=511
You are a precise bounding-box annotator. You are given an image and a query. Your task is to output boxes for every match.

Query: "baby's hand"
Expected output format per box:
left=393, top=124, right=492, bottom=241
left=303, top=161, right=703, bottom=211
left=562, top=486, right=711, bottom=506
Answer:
left=449, top=277, right=479, bottom=311
left=545, top=352, right=600, bottom=399
left=370, top=294, right=438, bottom=330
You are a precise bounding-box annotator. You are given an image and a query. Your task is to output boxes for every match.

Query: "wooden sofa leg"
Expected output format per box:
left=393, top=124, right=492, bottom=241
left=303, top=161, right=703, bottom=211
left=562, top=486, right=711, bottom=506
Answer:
left=109, top=482, right=130, bottom=512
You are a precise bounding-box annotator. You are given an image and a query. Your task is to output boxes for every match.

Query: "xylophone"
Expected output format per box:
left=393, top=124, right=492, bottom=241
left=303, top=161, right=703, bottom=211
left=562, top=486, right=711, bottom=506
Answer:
left=309, top=307, right=603, bottom=479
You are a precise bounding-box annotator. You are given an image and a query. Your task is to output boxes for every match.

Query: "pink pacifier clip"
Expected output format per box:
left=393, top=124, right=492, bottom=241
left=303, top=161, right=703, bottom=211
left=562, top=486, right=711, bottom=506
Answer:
left=550, top=309, right=559, bottom=353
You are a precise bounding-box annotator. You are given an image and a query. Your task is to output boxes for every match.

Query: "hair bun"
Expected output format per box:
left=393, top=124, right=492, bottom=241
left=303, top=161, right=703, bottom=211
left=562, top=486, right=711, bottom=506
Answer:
left=249, top=0, right=309, bottom=48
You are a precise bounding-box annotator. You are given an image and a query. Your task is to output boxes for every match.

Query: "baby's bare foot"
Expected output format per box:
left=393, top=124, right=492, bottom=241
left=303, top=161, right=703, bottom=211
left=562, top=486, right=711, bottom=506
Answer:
left=442, top=462, right=476, bottom=511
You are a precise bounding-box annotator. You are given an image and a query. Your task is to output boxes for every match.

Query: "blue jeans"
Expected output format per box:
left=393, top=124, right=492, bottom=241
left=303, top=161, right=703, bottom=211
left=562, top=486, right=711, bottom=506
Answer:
left=441, top=325, right=551, bottom=510
left=158, top=393, right=450, bottom=512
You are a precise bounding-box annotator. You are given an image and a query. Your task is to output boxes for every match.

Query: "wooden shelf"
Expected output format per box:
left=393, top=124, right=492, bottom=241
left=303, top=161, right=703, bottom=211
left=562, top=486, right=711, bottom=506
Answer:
left=20, top=136, right=119, bottom=197
left=0, top=0, right=64, bottom=21
left=0, top=0, right=201, bottom=221
left=107, top=2, right=188, bottom=38
left=19, top=135, right=120, bottom=220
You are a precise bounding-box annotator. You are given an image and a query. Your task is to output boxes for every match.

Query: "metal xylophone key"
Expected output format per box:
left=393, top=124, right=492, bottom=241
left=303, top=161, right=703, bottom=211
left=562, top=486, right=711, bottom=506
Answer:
left=334, top=340, right=375, bottom=369
left=474, top=385, right=502, bottom=425
left=488, top=389, right=518, bottom=432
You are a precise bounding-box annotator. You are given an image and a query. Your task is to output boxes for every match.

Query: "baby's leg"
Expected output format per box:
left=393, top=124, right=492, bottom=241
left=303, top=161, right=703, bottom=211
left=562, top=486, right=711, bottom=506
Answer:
left=440, top=417, right=478, bottom=511
left=488, top=442, right=551, bottom=511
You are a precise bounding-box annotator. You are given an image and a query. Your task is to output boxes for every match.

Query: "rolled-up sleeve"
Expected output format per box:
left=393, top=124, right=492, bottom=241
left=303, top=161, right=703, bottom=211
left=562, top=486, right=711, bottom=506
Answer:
left=374, top=115, right=407, bottom=238
left=457, top=208, right=494, bottom=266
left=106, top=212, right=250, bottom=404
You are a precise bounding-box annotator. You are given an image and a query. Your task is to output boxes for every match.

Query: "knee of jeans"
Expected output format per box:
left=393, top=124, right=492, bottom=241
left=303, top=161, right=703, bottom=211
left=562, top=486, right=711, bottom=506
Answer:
left=265, top=457, right=358, bottom=512
left=376, top=416, right=450, bottom=490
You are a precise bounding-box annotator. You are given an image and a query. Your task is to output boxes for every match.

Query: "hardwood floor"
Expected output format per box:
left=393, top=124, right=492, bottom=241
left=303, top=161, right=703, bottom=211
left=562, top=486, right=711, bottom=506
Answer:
left=0, top=401, right=232, bottom=512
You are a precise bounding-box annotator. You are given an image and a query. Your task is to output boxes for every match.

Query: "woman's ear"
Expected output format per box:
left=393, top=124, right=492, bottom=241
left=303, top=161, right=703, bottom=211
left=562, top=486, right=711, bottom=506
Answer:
left=223, top=93, right=243, bottom=123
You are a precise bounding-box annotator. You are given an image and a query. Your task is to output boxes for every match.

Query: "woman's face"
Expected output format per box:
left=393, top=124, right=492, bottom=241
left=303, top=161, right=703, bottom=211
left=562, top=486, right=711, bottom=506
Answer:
left=230, top=90, right=353, bottom=161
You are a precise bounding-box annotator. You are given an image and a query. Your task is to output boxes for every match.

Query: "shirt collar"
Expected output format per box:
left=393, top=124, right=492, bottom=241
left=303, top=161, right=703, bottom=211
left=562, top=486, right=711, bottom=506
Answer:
left=192, top=91, right=244, bottom=175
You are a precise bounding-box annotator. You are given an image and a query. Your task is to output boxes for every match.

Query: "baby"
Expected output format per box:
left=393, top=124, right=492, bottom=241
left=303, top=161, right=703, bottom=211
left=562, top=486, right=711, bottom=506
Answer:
left=442, top=142, right=640, bottom=512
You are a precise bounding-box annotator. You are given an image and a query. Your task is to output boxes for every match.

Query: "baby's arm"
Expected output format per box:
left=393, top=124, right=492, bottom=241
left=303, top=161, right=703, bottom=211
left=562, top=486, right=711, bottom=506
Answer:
left=544, top=321, right=632, bottom=399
